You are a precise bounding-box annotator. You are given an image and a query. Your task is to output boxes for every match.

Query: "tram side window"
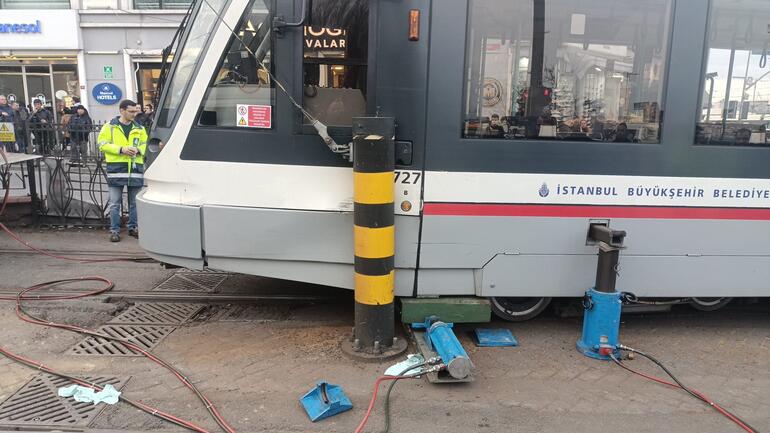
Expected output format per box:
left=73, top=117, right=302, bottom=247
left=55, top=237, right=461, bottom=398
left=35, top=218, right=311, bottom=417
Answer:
left=197, top=0, right=274, bottom=127
left=302, top=0, right=368, bottom=127
left=696, top=0, right=770, bottom=146
left=463, top=0, right=672, bottom=143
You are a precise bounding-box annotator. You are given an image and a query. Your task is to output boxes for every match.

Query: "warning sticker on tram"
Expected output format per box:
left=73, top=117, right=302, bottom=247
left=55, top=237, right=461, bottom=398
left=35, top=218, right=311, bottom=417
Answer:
left=0, top=122, right=15, bottom=142
left=236, top=104, right=271, bottom=129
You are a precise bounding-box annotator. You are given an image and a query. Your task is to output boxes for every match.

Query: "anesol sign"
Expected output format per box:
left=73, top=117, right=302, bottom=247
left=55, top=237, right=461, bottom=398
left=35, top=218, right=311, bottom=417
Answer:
left=303, top=26, right=347, bottom=54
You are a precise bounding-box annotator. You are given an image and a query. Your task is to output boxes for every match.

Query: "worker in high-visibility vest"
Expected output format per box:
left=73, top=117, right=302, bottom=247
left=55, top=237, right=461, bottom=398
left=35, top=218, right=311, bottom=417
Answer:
left=97, top=100, right=148, bottom=243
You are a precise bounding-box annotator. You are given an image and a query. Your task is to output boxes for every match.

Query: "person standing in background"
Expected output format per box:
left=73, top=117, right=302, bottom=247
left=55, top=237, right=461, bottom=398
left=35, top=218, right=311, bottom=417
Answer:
left=29, top=99, right=54, bottom=153
left=0, top=95, right=15, bottom=152
left=11, top=101, right=29, bottom=153
left=68, top=105, right=93, bottom=166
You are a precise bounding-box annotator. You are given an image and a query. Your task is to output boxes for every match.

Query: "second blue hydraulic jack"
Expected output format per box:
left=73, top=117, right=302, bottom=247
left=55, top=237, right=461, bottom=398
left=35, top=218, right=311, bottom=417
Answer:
left=576, top=224, right=627, bottom=360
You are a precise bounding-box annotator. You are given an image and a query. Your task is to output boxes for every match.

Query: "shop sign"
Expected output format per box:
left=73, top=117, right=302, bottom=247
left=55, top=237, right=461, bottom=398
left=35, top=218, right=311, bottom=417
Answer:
left=0, top=10, right=79, bottom=50
left=0, top=123, right=15, bottom=143
left=303, top=26, right=347, bottom=53
left=103, top=66, right=114, bottom=79
left=0, top=20, right=41, bottom=34
left=236, top=104, right=271, bottom=129
left=92, top=83, right=122, bottom=105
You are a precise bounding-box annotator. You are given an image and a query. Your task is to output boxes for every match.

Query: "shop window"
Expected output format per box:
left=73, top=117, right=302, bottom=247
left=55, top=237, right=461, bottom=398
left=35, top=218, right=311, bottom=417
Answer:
left=197, top=0, right=274, bottom=127
left=302, top=0, right=368, bottom=127
left=25, top=66, right=53, bottom=111
left=81, top=0, right=120, bottom=9
left=0, top=0, right=69, bottom=9
left=463, top=0, right=672, bottom=143
left=52, top=64, right=80, bottom=109
left=0, top=67, right=24, bottom=107
left=134, top=0, right=192, bottom=9
left=696, top=0, right=770, bottom=146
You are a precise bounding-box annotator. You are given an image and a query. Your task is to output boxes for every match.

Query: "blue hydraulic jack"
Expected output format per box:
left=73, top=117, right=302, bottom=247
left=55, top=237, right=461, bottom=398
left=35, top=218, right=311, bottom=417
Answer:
left=576, top=224, right=627, bottom=360
left=412, top=317, right=473, bottom=380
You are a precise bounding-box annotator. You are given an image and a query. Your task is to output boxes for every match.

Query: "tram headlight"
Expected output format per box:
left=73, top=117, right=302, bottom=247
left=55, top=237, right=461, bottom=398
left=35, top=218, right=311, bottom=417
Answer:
left=400, top=201, right=412, bottom=212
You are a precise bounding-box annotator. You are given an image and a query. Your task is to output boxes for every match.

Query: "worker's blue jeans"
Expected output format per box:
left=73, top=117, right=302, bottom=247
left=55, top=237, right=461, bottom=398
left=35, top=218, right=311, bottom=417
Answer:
left=108, top=185, right=140, bottom=234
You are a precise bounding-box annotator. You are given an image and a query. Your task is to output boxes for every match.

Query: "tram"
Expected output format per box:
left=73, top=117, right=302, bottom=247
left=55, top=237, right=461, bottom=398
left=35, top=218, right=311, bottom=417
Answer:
left=138, top=0, right=770, bottom=320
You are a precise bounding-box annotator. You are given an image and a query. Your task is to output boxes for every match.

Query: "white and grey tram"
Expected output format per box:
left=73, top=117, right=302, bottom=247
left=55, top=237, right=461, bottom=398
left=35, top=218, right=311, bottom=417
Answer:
left=139, top=0, right=770, bottom=320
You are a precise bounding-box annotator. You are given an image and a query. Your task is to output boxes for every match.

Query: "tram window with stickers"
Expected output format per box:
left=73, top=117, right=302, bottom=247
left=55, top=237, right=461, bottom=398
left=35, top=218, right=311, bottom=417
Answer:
left=197, top=0, right=275, bottom=127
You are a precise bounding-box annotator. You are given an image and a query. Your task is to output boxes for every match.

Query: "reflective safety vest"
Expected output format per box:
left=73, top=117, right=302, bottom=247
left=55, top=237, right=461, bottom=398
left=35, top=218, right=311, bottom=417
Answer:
left=98, top=117, right=148, bottom=187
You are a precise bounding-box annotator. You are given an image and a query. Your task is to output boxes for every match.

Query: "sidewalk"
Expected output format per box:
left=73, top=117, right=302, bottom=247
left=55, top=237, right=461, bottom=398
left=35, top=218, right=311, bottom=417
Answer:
left=1, top=228, right=769, bottom=433
left=0, top=227, right=172, bottom=292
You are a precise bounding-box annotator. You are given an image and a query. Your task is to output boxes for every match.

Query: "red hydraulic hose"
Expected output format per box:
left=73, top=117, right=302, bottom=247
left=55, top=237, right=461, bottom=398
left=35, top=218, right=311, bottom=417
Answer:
left=610, top=355, right=756, bottom=433
left=0, top=221, right=150, bottom=263
left=0, top=344, right=213, bottom=433
left=0, top=148, right=149, bottom=263
left=353, top=375, right=419, bottom=433
left=0, top=276, right=113, bottom=301
left=9, top=278, right=237, bottom=433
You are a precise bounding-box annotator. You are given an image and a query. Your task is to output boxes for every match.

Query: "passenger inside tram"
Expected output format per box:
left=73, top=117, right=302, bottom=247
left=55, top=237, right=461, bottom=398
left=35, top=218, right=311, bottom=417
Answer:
left=463, top=0, right=669, bottom=144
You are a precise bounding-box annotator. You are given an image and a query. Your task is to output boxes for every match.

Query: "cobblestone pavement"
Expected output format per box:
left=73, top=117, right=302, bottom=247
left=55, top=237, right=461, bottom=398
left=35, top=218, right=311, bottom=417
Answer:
left=0, top=229, right=768, bottom=433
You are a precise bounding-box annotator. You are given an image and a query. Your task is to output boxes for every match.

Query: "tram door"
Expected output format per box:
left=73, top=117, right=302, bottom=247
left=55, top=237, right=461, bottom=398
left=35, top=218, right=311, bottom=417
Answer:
left=274, top=0, right=429, bottom=294
left=363, top=0, right=429, bottom=296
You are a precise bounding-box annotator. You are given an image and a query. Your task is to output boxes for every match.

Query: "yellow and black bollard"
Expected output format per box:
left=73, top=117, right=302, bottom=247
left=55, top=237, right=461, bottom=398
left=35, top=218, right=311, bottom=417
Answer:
left=341, top=118, right=407, bottom=360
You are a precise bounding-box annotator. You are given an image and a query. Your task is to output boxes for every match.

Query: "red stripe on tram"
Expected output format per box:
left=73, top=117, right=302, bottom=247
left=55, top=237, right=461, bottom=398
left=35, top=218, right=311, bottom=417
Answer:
left=422, top=203, right=770, bottom=220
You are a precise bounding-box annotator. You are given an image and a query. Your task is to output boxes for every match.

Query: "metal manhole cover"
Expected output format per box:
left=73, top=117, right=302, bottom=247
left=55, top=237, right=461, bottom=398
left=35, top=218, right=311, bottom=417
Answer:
left=152, top=273, right=229, bottom=293
left=68, top=324, right=176, bottom=356
left=0, top=374, right=129, bottom=428
left=109, top=303, right=203, bottom=325
left=218, top=304, right=292, bottom=322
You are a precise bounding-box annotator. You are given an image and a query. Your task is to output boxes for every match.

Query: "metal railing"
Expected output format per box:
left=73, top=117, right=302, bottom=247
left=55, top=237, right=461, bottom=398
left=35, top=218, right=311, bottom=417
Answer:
left=2, top=118, right=142, bottom=226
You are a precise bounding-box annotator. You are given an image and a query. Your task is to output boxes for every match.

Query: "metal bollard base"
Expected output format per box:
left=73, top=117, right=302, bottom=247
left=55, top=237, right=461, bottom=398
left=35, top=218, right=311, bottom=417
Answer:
left=339, top=336, right=408, bottom=362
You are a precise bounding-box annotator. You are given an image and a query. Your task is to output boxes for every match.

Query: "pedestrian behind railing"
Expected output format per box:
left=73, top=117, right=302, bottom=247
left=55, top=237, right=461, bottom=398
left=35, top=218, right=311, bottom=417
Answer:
left=8, top=118, right=107, bottom=162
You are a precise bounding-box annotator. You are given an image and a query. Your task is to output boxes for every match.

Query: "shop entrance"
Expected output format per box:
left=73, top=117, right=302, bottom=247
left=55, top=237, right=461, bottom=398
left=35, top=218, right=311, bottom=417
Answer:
left=135, top=62, right=162, bottom=111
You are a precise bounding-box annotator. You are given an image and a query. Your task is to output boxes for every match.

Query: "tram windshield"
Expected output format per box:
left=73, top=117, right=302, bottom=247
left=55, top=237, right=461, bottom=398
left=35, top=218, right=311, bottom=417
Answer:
left=198, top=0, right=274, bottom=127
left=463, top=0, right=672, bottom=143
left=697, top=0, right=770, bottom=146
left=157, top=0, right=227, bottom=127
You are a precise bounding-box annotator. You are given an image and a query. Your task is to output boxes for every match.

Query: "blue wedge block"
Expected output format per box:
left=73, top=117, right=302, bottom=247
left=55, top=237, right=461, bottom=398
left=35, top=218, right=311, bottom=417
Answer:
left=474, top=328, right=518, bottom=347
left=299, top=382, right=353, bottom=422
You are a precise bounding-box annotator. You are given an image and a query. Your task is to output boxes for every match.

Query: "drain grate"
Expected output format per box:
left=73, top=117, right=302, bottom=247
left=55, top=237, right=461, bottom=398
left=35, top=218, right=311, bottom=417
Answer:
left=152, top=272, right=229, bottom=293
left=69, top=324, right=175, bottom=356
left=0, top=374, right=129, bottom=428
left=217, top=304, right=292, bottom=322
left=108, top=303, right=203, bottom=325
left=176, top=268, right=228, bottom=274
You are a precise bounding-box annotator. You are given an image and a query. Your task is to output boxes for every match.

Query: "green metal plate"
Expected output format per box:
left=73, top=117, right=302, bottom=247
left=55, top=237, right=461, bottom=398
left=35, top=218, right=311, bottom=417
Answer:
left=400, top=297, right=491, bottom=324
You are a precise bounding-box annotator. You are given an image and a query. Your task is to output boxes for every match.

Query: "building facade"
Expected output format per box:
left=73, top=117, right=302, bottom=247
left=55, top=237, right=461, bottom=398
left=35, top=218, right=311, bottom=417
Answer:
left=0, top=0, right=188, bottom=122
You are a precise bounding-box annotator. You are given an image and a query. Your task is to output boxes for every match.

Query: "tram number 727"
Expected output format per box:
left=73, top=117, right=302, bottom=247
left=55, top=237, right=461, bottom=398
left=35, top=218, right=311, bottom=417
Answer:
left=394, top=170, right=421, bottom=185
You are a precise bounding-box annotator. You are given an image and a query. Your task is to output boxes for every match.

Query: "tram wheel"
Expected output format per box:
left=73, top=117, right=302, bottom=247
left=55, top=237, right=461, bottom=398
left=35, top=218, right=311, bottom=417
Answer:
left=490, top=297, right=552, bottom=322
left=689, top=297, right=733, bottom=312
